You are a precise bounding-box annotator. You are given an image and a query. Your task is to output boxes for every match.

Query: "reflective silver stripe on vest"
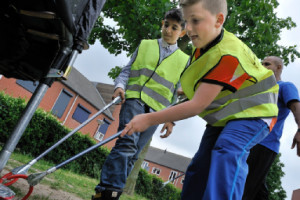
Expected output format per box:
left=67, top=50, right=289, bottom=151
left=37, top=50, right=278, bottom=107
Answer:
left=206, top=75, right=277, bottom=111
left=127, top=84, right=171, bottom=107
left=130, top=68, right=175, bottom=92
left=203, top=92, right=278, bottom=125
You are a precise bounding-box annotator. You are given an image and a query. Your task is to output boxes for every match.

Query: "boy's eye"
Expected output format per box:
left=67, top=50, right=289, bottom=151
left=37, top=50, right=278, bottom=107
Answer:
left=172, top=26, right=178, bottom=31
left=262, top=62, right=271, bottom=66
left=192, top=19, right=200, bottom=24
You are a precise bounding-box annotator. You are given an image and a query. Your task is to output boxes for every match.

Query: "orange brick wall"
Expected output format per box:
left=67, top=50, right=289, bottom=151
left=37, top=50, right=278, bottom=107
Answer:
left=0, top=76, right=105, bottom=138
left=62, top=95, right=99, bottom=137
left=0, top=77, right=33, bottom=100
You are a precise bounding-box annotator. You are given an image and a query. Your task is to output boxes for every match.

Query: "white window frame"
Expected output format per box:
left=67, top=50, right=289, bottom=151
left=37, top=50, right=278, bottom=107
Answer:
left=94, top=131, right=105, bottom=141
left=94, top=118, right=110, bottom=141
left=181, top=175, right=185, bottom=184
left=151, top=167, right=161, bottom=175
left=141, top=161, right=149, bottom=169
left=168, top=171, right=178, bottom=183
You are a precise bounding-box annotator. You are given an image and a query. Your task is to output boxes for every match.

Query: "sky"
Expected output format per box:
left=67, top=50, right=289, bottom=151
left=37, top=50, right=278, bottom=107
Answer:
left=74, top=1, right=300, bottom=199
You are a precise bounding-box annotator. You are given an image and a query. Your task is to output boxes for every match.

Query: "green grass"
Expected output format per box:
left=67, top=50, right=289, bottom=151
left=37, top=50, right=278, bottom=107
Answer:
left=1, top=151, right=147, bottom=200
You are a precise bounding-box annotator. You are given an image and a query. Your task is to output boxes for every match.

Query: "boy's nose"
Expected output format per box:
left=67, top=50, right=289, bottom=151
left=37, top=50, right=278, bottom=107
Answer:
left=166, top=27, right=171, bottom=33
left=185, top=23, right=192, bottom=32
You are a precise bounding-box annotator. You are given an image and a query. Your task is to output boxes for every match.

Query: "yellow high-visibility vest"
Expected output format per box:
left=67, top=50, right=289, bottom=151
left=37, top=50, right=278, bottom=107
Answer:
left=181, top=29, right=278, bottom=126
left=125, top=39, right=189, bottom=111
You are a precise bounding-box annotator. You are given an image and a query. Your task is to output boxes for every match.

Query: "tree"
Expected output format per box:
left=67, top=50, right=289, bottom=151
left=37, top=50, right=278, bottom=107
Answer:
left=88, top=0, right=176, bottom=56
left=266, top=153, right=287, bottom=200
left=90, top=0, right=300, bottom=64
left=225, top=0, right=300, bottom=65
left=90, top=0, right=299, bottom=196
left=123, top=139, right=152, bottom=195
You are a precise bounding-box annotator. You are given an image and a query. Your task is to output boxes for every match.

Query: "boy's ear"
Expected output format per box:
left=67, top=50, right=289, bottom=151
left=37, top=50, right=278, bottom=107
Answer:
left=180, top=30, right=186, bottom=37
left=215, top=12, right=225, bottom=28
left=161, top=20, right=165, bottom=26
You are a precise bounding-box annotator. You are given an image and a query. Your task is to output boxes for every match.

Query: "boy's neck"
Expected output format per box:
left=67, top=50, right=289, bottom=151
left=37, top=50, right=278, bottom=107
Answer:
left=161, top=38, right=177, bottom=47
left=200, top=29, right=224, bottom=54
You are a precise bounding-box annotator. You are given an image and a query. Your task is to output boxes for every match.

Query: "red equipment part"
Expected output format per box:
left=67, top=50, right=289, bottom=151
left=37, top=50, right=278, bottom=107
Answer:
left=0, top=172, right=19, bottom=186
left=0, top=174, right=33, bottom=200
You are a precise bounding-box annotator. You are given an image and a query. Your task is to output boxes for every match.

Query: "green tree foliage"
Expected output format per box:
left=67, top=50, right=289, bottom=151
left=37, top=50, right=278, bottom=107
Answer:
left=266, top=153, right=287, bottom=200
left=225, top=0, right=300, bottom=65
left=90, top=0, right=299, bottom=65
left=89, top=0, right=175, bottom=56
left=108, top=65, right=122, bottom=81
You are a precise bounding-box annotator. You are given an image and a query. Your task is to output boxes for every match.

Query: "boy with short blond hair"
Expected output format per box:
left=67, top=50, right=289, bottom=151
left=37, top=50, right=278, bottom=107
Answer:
left=121, top=0, right=279, bottom=199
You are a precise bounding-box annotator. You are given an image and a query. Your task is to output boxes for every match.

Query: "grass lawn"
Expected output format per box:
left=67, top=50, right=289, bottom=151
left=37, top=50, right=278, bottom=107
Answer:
left=1, top=151, right=147, bottom=200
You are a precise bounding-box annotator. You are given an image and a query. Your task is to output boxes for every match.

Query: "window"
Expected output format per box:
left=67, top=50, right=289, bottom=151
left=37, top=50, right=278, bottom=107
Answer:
left=72, top=104, right=91, bottom=123
left=152, top=167, right=161, bottom=175
left=51, top=89, right=73, bottom=118
left=141, top=161, right=149, bottom=171
left=94, top=118, right=111, bottom=141
left=16, top=79, right=38, bottom=93
left=168, top=171, right=178, bottom=183
left=181, top=175, right=185, bottom=184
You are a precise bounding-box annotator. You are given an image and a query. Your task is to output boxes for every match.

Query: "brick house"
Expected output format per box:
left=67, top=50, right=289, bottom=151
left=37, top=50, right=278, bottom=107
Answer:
left=142, top=146, right=191, bottom=190
left=0, top=68, right=115, bottom=140
left=93, top=82, right=121, bottom=149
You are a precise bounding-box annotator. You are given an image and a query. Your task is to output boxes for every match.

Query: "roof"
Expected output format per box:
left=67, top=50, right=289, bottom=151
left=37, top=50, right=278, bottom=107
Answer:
left=145, top=146, right=192, bottom=172
left=61, top=68, right=113, bottom=120
left=93, top=82, right=117, bottom=114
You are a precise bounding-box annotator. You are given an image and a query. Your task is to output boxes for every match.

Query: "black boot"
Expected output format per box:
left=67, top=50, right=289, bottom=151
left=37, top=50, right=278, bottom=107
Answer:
left=92, top=187, right=122, bottom=200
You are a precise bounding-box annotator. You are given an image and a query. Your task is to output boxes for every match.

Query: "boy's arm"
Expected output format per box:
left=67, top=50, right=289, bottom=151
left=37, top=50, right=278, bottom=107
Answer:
left=290, top=101, right=300, bottom=156
left=113, top=47, right=139, bottom=103
left=121, top=82, right=223, bottom=136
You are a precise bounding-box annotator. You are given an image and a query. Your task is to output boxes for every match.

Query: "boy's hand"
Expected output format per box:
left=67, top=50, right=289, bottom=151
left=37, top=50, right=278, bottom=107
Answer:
left=121, top=114, right=151, bottom=137
left=291, top=130, right=300, bottom=156
left=112, top=87, right=125, bottom=104
left=177, top=87, right=185, bottom=96
left=160, top=122, right=175, bottom=138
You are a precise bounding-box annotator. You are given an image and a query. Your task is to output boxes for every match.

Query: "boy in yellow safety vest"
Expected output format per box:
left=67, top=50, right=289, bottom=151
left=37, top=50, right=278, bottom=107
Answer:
left=121, top=0, right=279, bottom=199
left=92, top=8, right=189, bottom=200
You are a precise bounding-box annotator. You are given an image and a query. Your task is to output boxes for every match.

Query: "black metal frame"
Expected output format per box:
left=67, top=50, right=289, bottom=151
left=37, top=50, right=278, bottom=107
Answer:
left=0, top=0, right=106, bottom=184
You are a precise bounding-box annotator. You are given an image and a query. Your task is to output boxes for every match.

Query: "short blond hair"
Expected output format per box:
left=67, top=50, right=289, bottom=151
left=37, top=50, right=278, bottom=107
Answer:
left=180, top=0, right=227, bottom=19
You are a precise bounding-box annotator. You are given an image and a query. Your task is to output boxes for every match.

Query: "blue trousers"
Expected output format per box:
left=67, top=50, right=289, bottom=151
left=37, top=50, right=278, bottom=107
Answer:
left=98, top=99, right=158, bottom=190
left=181, top=119, right=269, bottom=200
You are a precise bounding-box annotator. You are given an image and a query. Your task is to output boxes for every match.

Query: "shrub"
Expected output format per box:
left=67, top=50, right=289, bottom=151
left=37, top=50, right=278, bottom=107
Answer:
left=0, top=92, right=182, bottom=199
left=0, top=92, right=109, bottom=179
left=136, top=169, right=181, bottom=200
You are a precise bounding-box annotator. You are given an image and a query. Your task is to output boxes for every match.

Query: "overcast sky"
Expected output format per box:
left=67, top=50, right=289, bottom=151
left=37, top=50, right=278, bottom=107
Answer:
left=74, top=1, right=300, bottom=199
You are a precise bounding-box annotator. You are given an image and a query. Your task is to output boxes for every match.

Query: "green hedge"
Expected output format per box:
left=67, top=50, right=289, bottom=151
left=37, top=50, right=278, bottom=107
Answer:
left=0, top=92, right=181, bottom=199
left=0, top=91, right=109, bottom=179
left=136, top=169, right=181, bottom=200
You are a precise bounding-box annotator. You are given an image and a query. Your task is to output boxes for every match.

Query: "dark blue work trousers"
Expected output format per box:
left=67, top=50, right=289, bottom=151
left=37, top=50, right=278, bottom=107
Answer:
left=181, top=119, right=269, bottom=200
